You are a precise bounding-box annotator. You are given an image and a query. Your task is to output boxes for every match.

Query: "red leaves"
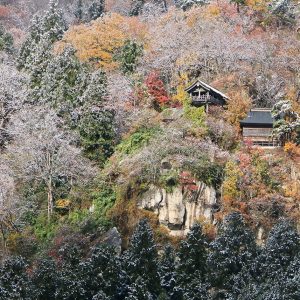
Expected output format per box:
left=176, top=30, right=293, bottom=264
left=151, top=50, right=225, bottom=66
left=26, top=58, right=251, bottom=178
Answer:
left=145, top=71, right=170, bottom=108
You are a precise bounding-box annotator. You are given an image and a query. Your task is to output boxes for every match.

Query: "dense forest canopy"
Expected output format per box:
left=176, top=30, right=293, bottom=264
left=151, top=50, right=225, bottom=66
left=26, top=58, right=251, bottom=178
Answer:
left=0, top=0, right=299, bottom=299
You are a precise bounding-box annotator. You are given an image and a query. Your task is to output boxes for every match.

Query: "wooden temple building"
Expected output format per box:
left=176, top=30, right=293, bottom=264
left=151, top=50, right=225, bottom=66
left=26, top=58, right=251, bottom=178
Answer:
left=185, top=80, right=229, bottom=112
left=240, top=108, right=278, bottom=147
left=185, top=80, right=279, bottom=147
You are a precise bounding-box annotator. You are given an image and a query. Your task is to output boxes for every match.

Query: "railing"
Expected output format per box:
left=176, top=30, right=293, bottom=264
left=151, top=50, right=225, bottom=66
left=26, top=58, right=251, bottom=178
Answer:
left=192, top=95, right=211, bottom=102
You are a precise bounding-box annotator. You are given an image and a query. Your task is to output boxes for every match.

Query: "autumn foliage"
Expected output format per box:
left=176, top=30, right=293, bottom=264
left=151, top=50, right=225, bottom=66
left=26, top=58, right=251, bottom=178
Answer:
left=55, top=13, right=148, bottom=70
left=145, top=71, right=170, bottom=109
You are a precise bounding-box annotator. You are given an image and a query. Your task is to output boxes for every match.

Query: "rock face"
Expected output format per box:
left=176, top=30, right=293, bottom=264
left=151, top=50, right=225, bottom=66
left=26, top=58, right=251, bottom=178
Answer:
left=137, top=183, right=218, bottom=236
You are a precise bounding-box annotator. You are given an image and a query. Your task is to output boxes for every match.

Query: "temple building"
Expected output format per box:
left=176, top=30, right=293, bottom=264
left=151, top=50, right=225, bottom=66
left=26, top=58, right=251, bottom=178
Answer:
left=240, top=108, right=279, bottom=147
left=185, top=80, right=229, bottom=112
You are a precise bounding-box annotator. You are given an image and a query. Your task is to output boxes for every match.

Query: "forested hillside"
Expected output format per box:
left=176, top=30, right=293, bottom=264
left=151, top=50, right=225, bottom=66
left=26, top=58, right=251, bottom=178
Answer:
left=0, top=0, right=299, bottom=299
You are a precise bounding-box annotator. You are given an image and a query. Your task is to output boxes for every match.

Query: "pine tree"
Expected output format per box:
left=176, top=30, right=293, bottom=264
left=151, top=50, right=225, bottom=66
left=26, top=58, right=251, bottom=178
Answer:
left=75, top=0, right=84, bottom=22
left=88, top=0, right=105, bottom=21
left=176, top=223, right=210, bottom=300
left=232, top=220, right=300, bottom=300
left=41, top=0, right=67, bottom=44
left=31, top=259, right=58, bottom=300
left=39, top=46, right=87, bottom=113
left=78, top=69, right=116, bottom=165
left=0, top=25, right=13, bottom=53
left=159, top=245, right=178, bottom=299
left=261, top=219, right=299, bottom=277
left=115, top=39, right=143, bottom=75
left=0, top=256, right=29, bottom=300
left=125, top=277, right=154, bottom=300
left=130, top=0, right=145, bottom=16
left=207, top=213, right=257, bottom=291
left=18, top=0, right=67, bottom=71
left=55, top=244, right=87, bottom=299
left=83, top=246, right=122, bottom=299
left=123, top=219, right=162, bottom=298
left=176, top=0, right=208, bottom=11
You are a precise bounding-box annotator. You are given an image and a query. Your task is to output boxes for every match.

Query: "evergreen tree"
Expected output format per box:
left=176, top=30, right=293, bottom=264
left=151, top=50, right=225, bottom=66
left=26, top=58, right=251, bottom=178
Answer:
left=55, top=244, right=87, bottom=299
left=75, top=0, right=84, bottom=22
left=30, top=259, right=58, bottom=300
left=176, top=223, right=210, bottom=300
left=207, top=213, right=257, bottom=291
left=78, top=69, right=116, bottom=165
left=83, top=246, right=122, bottom=299
left=261, top=219, right=299, bottom=277
left=115, top=39, right=143, bottom=75
left=0, top=25, right=13, bottom=53
left=176, top=0, right=208, bottom=11
left=41, top=0, right=67, bottom=44
left=0, top=256, right=29, bottom=300
left=39, top=46, right=87, bottom=114
left=123, top=219, right=161, bottom=298
left=88, top=0, right=105, bottom=21
left=159, top=245, right=178, bottom=299
left=125, top=277, right=154, bottom=300
left=18, top=0, right=67, bottom=71
left=232, top=220, right=300, bottom=300
left=130, top=0, right=145, bottom=16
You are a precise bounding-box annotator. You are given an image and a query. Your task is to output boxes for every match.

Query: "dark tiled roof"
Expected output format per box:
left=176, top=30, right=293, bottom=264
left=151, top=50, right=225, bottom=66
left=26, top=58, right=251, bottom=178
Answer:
left=185, top=80, right=229, bottom=100
left=240, top=109, right=274, bottom=126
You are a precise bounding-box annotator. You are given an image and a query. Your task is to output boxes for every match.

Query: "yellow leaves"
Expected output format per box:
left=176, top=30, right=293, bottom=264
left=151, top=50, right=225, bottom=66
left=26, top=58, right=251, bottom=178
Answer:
left=55, top=199, right=71, bottom=209
left=284, top=142, right=300, bottom=158
left=245, top=0, right=268, bottom=12
left=222, top=160, right=242, bottom=201
left=172, top=72, right=190, bottom=104
left=225, top=89, right=251, bottom=131
left=56, top=13, right=148, bottom=70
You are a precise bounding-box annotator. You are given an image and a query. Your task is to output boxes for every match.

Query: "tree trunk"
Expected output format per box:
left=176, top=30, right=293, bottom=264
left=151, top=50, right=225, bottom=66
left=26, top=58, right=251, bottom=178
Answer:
left=46, top=151, right=53, bottom=222
left=47, top=176, right=53, bottom=222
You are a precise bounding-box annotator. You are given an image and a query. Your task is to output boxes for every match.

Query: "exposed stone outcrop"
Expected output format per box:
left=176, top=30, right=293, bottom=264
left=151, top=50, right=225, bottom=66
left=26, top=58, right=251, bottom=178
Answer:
left=137, top=183, right=218, bottom=236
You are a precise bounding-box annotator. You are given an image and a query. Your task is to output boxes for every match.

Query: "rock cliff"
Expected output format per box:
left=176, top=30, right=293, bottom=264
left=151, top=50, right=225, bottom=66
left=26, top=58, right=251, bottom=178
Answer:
left=137, top=183, right=218, bottom=236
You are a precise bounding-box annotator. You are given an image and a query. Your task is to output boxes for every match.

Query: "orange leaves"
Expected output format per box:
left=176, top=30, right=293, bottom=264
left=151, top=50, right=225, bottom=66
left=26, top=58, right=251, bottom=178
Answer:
left=56, top=13, right=148, bottom=70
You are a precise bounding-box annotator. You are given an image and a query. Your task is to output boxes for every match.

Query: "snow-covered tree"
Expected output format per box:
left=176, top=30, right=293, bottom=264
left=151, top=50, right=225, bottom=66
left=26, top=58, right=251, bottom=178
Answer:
left=208, top=213, right=257, bottom=290
left=123, top=219, right=161, bottom=297
left=0, top=25, right=13, bottom=53
left=6, top=106, right=96, bottom=221
left=176, top=223, right=210, bottom=300
left=130, top=0, right=145, bottom=16
left=0, top=256, right=30, bottom=299
left=88, top=0, right=105, bottom=21
left=39, top=46, right=87, bottom=116
left=0, top=61, right=28, bottom=149
left=78, top=69, right=116, bottom=165
left=272, top=100, right=300, bottom=144
left=176, top=0, right=208, bottom=11
left=18, top=0, right=67, bottom=71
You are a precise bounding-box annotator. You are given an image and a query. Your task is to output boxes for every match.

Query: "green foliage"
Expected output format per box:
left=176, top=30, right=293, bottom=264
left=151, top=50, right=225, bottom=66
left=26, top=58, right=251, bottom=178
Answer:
left=158, top=170, right=179, bottom=193
left=185, top=157, right=224, bottom=189
left=78, top=69, right=116, bottom=165
left=183, top=99, right=207, bottom=128
left=79, top=109, right=116, bottom=165
left=114, top=39, right=143, bottom=74
left=117, top=126, right=161, bottom=155
left=92, top=185, right=116, bottom=227
left=33, top=214, right=58, bottom=242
